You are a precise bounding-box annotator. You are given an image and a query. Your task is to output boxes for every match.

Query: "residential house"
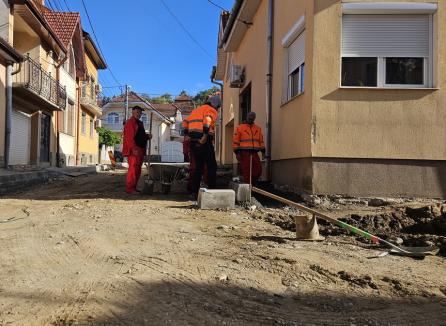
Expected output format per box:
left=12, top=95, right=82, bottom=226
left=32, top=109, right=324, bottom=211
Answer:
left=42, top=7, right=86, bottom=166
left=1, top=0, right=67, bottom=167
left=215, top=0, right=446, bottom=198
left=78, top=31, right=107, bottom=165
left=0, top=37, right=23, bottom=167
left=101, top=92, right=172, bottom=160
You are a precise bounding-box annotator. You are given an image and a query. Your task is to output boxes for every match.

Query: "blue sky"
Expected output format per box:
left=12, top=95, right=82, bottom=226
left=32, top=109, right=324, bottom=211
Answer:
left=63, top=0, right=234, bottom=98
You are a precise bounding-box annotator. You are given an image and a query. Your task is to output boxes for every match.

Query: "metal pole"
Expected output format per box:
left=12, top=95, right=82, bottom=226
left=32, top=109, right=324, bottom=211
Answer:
left=265, top=0, right=274, bottom=182
left=4, top=63, right=13, bottom=168
left=124, top=84, right=129, bottom=121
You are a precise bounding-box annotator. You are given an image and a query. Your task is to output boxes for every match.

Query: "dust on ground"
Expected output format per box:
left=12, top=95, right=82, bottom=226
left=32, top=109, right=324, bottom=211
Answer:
left=0, top=172, right=445, bottom=325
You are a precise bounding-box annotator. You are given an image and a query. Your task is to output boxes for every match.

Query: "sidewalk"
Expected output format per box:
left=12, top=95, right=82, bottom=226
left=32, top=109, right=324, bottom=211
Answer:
left=0, top=165, right=98, bottom=196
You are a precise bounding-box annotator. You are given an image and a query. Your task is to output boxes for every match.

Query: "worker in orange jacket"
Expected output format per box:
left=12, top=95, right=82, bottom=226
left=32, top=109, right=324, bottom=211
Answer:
left=233, top=111, right=265, bottom=185
left=182, top=118, right=208, bottom=193
left=183, top=95, right=220, bottom=197
left=122, top=106, right=152, bottom=194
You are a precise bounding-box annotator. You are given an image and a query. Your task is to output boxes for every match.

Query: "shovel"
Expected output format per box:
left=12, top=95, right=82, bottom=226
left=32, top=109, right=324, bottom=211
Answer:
left=252, top=187, right=440, bottom=258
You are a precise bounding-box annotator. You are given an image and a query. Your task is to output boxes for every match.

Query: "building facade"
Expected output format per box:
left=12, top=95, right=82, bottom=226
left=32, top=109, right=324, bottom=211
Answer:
left=78, top=31, right=107, bottom=165
left=215, top=0, right=446, bottom=198
left=1, top=0, right=67, bottom=167
left=101, top=92, right=172, bottom=160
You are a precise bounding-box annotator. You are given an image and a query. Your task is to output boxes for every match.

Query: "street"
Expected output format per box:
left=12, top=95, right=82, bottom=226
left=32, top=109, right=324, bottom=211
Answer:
left=0, top=172, right=445, bottom=325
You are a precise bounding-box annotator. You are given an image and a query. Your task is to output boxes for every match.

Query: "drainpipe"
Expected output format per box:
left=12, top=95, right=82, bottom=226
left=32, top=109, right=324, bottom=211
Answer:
left=4, top=63, right=13, bottom=168
left=4, top=61, right=21, bottom=168
left=210, top=66, right=224, bottom=164
left=265, top=0, right=275, bottom=182
left=75, top=85, right=81, bottom=165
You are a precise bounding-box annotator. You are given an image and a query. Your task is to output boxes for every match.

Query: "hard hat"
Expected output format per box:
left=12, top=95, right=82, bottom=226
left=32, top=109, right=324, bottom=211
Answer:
left=207, top=94, right=221, bottom=109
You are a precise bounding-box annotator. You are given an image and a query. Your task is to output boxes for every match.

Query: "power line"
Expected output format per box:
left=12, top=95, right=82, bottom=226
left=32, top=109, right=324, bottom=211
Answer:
left=159, top=0, right=213, bottom=60
left=80, top=0, right=122, bottom=86
left=206, top=0, right=228, bottom=11
left=62, top=0, right=71, bottom=11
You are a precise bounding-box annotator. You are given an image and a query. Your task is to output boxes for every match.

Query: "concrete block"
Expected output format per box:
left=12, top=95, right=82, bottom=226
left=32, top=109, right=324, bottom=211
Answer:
left=198, top=188, right=235, bottom=210
left=230, top=182, right=251, bottom=203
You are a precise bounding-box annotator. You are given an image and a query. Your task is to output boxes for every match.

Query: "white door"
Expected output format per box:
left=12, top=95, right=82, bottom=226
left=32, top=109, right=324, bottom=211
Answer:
left=9, top=109, right=31, bottom=165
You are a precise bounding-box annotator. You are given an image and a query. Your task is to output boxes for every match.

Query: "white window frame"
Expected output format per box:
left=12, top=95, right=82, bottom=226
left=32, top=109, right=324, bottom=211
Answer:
left=282, top=15, right=305, bottom=104
left=340, top=4, right=437, bottom=89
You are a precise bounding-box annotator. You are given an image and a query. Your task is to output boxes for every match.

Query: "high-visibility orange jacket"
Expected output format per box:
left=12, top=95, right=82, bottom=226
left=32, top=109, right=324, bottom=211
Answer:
left=183, top=104, right=218, bottom=139
left=233, top=123, right=265, bottom=153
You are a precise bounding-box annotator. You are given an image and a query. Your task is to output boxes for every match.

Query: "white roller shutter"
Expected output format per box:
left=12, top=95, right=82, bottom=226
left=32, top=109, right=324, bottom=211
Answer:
left=342, top=15, right=430, bottom=57
left=9, top=110, right=31, bottom=165
left=288, top=31, right=305, bottom=73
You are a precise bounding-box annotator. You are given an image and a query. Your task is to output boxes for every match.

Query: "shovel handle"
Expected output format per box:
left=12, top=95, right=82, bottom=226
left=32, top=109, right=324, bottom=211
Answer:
left=251, top=187, right=409, bottom=253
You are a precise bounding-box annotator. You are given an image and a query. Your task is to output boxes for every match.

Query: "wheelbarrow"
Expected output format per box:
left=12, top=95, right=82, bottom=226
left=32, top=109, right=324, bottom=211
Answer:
left=143, top=162, right=190, bottom=195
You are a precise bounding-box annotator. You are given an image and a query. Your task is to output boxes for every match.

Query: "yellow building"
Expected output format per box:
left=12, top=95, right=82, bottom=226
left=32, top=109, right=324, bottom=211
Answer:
left=77, top=31, right=107, bottom=165
left=1, top=0, right=67, bottom=167
left=215, top=0, right=446, bottom=198
left=0, top=38, right=23, bottom=167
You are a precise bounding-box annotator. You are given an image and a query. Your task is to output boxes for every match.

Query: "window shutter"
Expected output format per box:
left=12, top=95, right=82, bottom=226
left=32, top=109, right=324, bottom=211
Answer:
left=342, top=15, right=430, bottom=57
left=288, top=31, right=305, bottom=74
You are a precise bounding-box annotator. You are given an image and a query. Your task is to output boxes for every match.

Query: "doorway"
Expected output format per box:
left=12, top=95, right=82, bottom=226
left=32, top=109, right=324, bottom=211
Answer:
left=239, top=83, right=251, bottom=124
left=40, top=113, right=51, bottom=163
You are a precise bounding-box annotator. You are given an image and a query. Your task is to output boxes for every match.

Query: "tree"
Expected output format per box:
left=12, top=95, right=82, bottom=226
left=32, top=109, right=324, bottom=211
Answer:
left=193, top=86, right=220, bottom=106
left=98, top=127, right=121, bottom=147
left=149, top=93, right=173, bottom=104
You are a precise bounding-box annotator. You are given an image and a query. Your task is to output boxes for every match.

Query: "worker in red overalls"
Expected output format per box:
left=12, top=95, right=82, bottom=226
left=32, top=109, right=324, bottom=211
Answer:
left=122, top=106, right=152, bottom=194
left=233, top=111, right=265, bottom=185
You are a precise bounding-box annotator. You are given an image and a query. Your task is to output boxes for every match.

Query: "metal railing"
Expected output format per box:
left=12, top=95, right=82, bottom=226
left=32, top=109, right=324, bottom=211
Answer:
left=13, top=54, right=66, bottom=110
left=80, top=81, right=100, bottom=108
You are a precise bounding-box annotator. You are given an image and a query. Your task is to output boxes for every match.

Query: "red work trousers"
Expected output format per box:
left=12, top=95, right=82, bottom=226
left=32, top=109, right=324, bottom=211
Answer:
left=126, top=147, right=145, bottom=194
left=240, top=151, right=262, bottom=185
left=187, top=154, right=208, bottom=193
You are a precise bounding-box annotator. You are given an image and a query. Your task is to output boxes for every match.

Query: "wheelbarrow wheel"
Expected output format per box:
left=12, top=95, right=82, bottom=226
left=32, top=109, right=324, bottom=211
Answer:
left=142, top=179, right=154, bottom=195
left=161, top=183, right=171, bottom=195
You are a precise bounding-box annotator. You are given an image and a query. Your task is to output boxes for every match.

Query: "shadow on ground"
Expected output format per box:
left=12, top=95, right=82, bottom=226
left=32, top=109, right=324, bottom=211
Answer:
left=3, top=280, right=446, bottom=325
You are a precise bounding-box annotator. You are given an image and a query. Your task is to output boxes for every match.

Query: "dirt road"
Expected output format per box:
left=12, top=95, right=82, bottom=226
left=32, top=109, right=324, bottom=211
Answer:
left=0, top=172, right=445, bottom=325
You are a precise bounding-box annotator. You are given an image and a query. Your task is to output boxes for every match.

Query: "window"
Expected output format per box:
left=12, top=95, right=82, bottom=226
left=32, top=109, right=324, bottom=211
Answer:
left=239, top=84, right=251, bottom=123
left=282, top=17, right=305, bottom=103
left=341, top=14, right=432, bottom=88
left=90, top=118, right=94, bottom=138
left=107, top=113, right=119, bottom=124
left=81, top=112, right=86, bottom=134
left=141, top=113, right=148, bottom=124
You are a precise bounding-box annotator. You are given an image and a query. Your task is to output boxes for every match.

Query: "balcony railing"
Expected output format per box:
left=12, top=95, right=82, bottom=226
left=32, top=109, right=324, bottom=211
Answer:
left=80, top=81, right=101, bottom=108
left=13, top=54, right=66, bottom=110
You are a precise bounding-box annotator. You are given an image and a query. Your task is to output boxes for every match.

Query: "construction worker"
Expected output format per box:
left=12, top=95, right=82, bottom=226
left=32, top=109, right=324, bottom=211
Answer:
left=233, top=111, right=265, bottom=185
left=122, top=106, right=152, bottom=194
left=183, top=94, right=220, bottom=197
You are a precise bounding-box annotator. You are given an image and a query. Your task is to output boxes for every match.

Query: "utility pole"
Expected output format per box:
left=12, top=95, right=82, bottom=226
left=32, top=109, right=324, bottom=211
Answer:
left=124, top=85, right=130, bottom=121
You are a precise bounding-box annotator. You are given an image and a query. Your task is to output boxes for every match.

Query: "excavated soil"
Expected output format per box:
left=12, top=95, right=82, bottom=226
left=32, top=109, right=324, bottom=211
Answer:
left=250, top=198, right=446, bottom=257
left=0, top=172, right=445, bottom=325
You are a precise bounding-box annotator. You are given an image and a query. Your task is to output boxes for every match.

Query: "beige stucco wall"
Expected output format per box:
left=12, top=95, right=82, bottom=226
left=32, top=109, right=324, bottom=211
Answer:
left=312, top=0, right=446, bottom=160
left=221, top=0, right=269, bottom=165
left=271, top=0, right=314, bottom=160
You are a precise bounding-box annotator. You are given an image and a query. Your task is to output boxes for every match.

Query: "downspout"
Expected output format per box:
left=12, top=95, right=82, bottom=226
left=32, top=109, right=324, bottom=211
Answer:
left=4, top=61, right=21, bottom=168
left=55, top=54, right=68, bottom=167
left=210, top=66, right=223, bottom=164
left=75, top=85, right=81, bottom=165
left=265, top=0, right=274, bottom=182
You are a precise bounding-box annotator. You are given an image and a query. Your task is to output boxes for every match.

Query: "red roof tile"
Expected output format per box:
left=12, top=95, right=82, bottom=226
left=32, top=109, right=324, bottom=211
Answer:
left=151, top=103, right=178, bottom=118
left=42, top=8, right=80, bottom=47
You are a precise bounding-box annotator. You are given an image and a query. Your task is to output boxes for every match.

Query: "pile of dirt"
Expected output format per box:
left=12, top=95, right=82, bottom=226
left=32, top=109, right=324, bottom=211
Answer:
left=250, top=204, right=446, bottom=256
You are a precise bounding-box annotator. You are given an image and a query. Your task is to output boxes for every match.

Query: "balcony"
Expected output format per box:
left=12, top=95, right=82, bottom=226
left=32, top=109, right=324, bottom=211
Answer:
left=12, top=55, right=66, bottom=111
left=101, top=121, right=124, bottom=132
left=80, top=81, right=102, bottom=117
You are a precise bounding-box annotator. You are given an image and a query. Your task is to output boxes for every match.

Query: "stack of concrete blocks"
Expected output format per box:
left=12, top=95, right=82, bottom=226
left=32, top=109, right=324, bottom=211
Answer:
left=198, top=188, right=236, bottom=210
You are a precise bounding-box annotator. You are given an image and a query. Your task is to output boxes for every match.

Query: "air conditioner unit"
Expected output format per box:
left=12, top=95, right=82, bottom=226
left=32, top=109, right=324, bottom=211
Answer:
left=229, top=65, right=244, bottom=88
left=94, top=84, right=102, bottom=94
left=94, top=119, right=102, bottom=129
